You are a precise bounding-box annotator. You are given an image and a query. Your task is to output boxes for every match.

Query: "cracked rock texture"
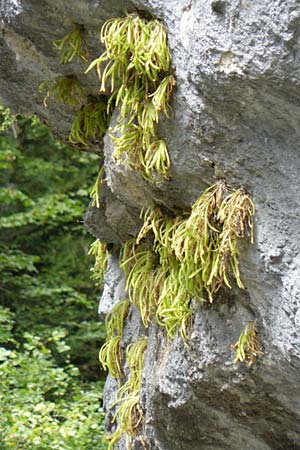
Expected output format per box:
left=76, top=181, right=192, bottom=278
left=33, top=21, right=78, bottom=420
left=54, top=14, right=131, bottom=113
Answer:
left=1, top=0, right=300, bottom=449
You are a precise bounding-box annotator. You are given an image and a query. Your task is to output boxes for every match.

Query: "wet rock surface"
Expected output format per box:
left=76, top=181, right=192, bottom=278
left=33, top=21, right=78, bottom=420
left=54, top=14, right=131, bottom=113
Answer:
left=1, top=0, right=300, bottom=448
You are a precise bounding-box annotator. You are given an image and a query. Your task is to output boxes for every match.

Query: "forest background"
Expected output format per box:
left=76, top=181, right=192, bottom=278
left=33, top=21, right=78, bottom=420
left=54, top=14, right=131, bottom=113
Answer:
left=0, top=105, right=107, bottom=449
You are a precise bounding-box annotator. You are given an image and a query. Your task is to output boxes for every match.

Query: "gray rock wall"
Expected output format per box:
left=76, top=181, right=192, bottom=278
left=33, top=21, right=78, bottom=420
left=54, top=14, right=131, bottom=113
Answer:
left=1, top=1, right=300, bottom=449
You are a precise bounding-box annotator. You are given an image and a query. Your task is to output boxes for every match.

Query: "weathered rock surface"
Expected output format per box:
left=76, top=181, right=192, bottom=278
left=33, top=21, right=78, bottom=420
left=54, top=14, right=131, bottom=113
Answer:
left=1, top=0, right=300, bottom=449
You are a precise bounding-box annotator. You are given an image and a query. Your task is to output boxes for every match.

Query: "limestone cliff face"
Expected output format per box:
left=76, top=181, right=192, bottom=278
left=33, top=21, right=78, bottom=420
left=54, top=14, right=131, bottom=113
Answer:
left=1, top=1, right=300, bottom=449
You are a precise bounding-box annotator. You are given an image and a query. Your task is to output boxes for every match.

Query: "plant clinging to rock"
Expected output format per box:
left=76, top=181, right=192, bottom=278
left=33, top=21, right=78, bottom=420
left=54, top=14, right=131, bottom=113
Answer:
left=171, top=181, right=255, bottom=302
left=231, top=322, right=263, bottom=366
left=53, top=23, right=88, bottom=64
left=120, top=240, right=161, bottom=327
left=69, top=98, right=110, bottom=146
left=86, top=14, right=175, bottom=182
left=88, top=239, right=109, bottom=286
left=39, top=76, right=84, bottom=107
left=105, top=299, right=131, bottom=339
left=105, top=337, right=148, bottom=450
left=89, top=165, right=105, bottom=208
left=99, top=335, right=123, bottom=379
left=99, top=300, right=130, bottom=380
left=119, top=181, right=254, bottom=340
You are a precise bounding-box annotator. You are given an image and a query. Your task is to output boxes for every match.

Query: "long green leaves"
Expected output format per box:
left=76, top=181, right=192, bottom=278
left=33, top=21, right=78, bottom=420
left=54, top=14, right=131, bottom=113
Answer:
left=120, top=181, right=254, bottom=340
left=171, top=181, right=255, bottom=302
left=120, top=242, right=164, bottom=327
left=105, top=337, right=148, bottom=450
left=69, top=100, right=109, bottom=146
left=53, top=24, right=88, bottom=64
left=88, top=239, right=109, bottom=286
left=231, top=322, right=263, bottom=366
left=99, top=299, right=130, bottom=380
left=39, top=76, right=84, bottom=107
left=89, top=165, right=105, bottom=208
left=86, top=15, right=175, bottom=181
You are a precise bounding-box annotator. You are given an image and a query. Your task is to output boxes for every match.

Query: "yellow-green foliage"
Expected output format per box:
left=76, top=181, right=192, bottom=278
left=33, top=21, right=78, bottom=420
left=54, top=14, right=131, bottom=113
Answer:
left=69, top=99, right=109, bottom=146
left=39, top=76, right=84, bottom=107
left=53, top=24, right=88, bottom=64
left=120, top=181, right=254, bottom=340
left=171, top=181, right=255, bottom=302
left=99, top=335, right=123, bottom=379
left=105, top=337, right=148, bottom=450
left=90, top=165, right=105, bottom=208
left=88, top=239, right=109, bottom=285
left=99, top=300, right=130, bottom=379
left=86, top=15, right=175, bottom=181
left=232, top=322, right=263, bottom=366
left=105, top=300, right=131, bottom=338
left=120, top=240, right=162, bottom=327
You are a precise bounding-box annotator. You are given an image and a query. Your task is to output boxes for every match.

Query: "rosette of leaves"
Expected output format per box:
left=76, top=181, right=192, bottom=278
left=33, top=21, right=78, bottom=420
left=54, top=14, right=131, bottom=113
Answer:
left=86, top=15, right=175, bottom=182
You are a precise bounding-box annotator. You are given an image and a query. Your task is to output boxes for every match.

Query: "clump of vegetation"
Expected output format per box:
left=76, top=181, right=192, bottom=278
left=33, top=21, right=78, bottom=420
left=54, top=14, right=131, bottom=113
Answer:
left=119, top=181, right=254, bottom=340
left=88, top=239, right=109, bottom=286
left=232, top=322, right=263, bottom=366
left=105, top=337, right=148, bottom=450
left=86, top=15, right=175, bottom=181
left=53, top=23, right=88, bottom=64
left=171, top=181, right=255, bottom=302
left=120, top=239, right=162, bottom=327
left=39, top=75, right=84, bottom=107
left=69, top=99, right=109, bottom=146
left=99, top=300, right=130, bottom=379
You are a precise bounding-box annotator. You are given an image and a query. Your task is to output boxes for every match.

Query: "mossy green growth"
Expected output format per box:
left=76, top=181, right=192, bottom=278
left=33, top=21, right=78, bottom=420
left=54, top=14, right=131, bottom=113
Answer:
left=105, top=337, right=148, bottom=450
left=88, top=239, right=109, bottom=286
left=232, top=321, right=263, bottom=366
left=53, top=23, right=88, bottom=64
left=85, top=15, right=175, bottom=182
left=39, top=75, right=84, bottom=107
left=120, top=181, right=254, bottom=340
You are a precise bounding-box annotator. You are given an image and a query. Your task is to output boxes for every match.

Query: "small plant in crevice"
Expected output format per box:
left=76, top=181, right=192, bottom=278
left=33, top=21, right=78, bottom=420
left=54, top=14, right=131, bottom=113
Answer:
left=105, top=336, right=148, bottom=450
left=231, top=321, right=263, bottom=366
left=69, top=98, right=110, bottom=146
left=88, top=239, right=109, bottom=286
left=99, top=335, right=123, bottom=380
left=99, top=299, right=130, bottom=379
left=39, top=75, right=84, bottom=107
left=85, top=14, right=175, bottom=182
left=53, top=23, right=88, bottom=64
left=89, top=165, right=105, bottom=208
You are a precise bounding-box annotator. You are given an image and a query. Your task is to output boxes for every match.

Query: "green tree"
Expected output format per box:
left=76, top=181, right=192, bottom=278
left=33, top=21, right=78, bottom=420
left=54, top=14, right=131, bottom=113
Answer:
left=0, top=106, right=107, bottom=448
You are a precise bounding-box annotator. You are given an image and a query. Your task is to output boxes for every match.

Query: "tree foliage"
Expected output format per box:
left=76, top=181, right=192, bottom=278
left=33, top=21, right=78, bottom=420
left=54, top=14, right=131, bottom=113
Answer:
left=0, top=106, right=107, bottom=448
